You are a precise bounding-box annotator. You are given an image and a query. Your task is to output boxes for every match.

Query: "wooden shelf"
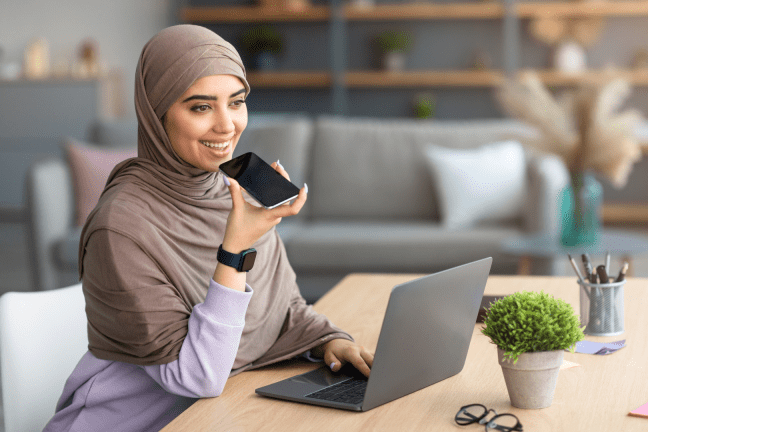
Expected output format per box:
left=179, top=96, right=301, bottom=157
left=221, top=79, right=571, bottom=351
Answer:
left=245, top=71, right=332, bottom=88
left=344, top=2, right=505, bottom=20
left=181, top=5, right=331, bottom=23
left=345, top=70, right=504, bottom=87
left=242, top=69, right=647, bottom=88
left=534, top=68, right=648, bottom=86
left=602, top=203, right=647, bottom=224
left=516, top=1, right=648, bottom=18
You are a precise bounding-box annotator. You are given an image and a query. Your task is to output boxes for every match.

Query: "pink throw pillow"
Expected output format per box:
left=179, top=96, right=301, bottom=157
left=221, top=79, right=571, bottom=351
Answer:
left=65, top=138, right=137, bottom=226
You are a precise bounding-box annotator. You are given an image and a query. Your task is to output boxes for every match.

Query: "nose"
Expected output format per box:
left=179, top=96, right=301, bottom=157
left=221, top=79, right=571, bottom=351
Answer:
left=212, top=106, right=235, bottom=136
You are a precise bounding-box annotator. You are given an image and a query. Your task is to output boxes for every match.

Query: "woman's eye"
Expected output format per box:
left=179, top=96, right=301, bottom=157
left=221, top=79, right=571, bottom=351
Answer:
left=232, top=99, right=245, bottom=107
left=191, top=105, right=210, bottom=113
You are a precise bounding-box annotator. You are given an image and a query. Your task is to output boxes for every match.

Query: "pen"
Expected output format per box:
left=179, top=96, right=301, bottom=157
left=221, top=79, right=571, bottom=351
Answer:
left=605, top=253, right=611, bottom=275
left=582, top=254, right=593, bottom=283
left=597, top=265, right=609, bottom=284
left=616, top=262, right=629, bottom=282
left=567, top=254, right=585, bottom=282
left=591, top=267, right=598, bottom=284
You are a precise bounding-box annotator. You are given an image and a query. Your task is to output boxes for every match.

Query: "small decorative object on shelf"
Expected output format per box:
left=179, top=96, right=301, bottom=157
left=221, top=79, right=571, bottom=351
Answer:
left=494, top=70, right=645, bottom=246
left=528, top=2, right=604, bottom=73
left=240, top=26, right=284, bottom=71
left=23, top=37, right=51, bottom=80
left=348, top=0, right=375, bottom=9
left=72, top=38, right=101, bottom=79
left=413, top=92, right=435, bottom=119
left=481, top=291, right=584, bottom=409
left=376, top=30, right=412, bottom=72
left=552, top=38, right=587, bottom=74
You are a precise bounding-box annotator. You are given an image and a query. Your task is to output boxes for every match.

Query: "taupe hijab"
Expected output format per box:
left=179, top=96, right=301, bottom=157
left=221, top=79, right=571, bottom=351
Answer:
left=78, top=24, right=350, bottom=368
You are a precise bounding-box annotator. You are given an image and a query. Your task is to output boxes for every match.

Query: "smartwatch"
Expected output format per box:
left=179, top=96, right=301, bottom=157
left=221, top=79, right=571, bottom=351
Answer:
left=216, top=244, right=257, bottom=272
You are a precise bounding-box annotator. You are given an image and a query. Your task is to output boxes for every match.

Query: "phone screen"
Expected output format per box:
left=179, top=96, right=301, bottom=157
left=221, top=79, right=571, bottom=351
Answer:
left=219, top=152, right=300, bottom=209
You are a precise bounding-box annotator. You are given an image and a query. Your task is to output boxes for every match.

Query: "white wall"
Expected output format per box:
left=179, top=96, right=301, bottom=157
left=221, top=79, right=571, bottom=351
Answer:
left=0, top=0, right=178, bottom=118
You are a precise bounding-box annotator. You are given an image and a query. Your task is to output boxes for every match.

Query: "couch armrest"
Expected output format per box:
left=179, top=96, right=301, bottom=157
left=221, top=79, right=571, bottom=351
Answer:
left=25, top=158, right=74, bottom=291
left=523, top=152, right=570, bottom=236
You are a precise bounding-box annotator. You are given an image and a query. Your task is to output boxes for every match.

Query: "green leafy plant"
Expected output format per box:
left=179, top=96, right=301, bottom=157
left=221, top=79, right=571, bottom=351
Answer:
left=240, top=26, right=284, bottom=55
left=414, top=93, right=435, bottom=119
left=481, top=291, right=584, bottom=364
left=377, top=30, right=412, bottom=53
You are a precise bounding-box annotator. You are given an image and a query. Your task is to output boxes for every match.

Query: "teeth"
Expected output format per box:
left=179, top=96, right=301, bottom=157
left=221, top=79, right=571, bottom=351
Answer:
left=201, top=140, right=229, bottom=149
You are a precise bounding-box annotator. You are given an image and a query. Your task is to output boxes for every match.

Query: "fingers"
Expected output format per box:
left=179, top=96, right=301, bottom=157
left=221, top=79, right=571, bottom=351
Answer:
left=326, top=346, right=372, bottom=378
left=348, top=351, right=371, bottom=378
left=224, top=176, right=246, bottom=210
left=361, top=349, right=374, bottom=369
left=325, top=350, right=341, bottom=373
left=271, top=160, right=291, bottom=182
left=267, top=184, right=308, bottom=219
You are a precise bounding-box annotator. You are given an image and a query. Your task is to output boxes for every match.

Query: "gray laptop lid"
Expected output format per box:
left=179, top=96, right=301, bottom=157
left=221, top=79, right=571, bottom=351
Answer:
left=360, top=257, right=492, bottom=411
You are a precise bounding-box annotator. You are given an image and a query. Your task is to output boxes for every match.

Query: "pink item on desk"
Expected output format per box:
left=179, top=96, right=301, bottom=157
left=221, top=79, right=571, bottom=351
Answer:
left=629, top=402, right=648, bottom=418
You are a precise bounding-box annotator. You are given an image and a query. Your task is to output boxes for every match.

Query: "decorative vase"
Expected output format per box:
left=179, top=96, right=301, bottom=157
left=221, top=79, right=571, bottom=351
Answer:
left=552, top=39, right=586, bottom=74
left=383, top=51, right=406, bottom=72
left=497, top=348, right=564, bottom=409
left=559, top=173, right=603, bottom=247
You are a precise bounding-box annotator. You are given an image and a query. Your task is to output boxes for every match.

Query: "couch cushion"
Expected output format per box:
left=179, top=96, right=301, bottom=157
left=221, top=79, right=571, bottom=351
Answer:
left=308, top=116, right=540, bottom=221
left=64, top=138, right=137, bottom=226
left=282, top=221, right=522, bottom=273
left=424, top=141, right=527, bottom=229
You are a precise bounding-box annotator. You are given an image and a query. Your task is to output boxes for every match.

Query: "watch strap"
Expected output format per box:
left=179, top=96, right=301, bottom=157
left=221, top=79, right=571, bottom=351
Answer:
left=217, top=245, right=257, bottom=272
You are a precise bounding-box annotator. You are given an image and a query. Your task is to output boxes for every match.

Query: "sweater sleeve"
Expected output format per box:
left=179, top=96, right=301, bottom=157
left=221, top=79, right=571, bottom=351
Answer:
left=142, top=278, right=253, bottom=398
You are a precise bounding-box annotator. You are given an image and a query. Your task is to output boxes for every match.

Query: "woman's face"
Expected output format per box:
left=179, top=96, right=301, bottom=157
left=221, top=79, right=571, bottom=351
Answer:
left=164, top=74, right=248, bottom=172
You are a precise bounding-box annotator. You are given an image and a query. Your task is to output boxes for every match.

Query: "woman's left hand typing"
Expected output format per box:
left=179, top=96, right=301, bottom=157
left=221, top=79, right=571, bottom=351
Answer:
left=313, top=339, right=374, bottom=378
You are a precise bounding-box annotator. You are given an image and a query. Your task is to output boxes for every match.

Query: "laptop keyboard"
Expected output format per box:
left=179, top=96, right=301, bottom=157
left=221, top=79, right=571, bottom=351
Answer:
left=305, top=377, right=368, bottom=405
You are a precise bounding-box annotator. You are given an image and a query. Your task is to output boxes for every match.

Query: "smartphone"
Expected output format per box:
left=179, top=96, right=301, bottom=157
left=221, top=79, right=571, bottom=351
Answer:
left=219, top=152, right=301, bottom=209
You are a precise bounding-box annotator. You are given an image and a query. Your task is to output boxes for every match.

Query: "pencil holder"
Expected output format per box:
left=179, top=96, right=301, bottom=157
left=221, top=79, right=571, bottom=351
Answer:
left=578, top=278, right=626, bottom=336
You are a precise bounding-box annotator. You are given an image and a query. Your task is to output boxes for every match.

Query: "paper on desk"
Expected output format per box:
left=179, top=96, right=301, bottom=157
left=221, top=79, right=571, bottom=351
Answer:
left=560, top=359, right=580, bottom=369
left=572, top=340, right=626, bottom=355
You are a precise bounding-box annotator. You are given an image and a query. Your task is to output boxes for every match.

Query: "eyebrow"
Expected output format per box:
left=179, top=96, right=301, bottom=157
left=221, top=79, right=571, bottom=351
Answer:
left=182, top=88, right=246, bottom=103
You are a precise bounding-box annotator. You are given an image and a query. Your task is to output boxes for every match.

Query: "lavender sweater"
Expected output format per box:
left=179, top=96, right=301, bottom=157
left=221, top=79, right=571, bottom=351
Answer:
left=43, top=278, right=305, bottom=432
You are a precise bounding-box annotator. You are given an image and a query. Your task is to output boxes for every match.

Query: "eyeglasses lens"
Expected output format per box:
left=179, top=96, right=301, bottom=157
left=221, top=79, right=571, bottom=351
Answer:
left=456, top=404, right=488, bottom=425
left=486, top=413, right=521, bottom=432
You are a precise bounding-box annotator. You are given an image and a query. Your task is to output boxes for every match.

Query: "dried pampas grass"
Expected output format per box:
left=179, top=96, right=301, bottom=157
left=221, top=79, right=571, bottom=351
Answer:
left=494, top=70, right=644, bottom=189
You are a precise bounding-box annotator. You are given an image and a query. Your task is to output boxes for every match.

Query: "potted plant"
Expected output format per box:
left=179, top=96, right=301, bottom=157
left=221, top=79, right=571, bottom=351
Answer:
left=481, top=291, right=584, bottom=409
left=413, top=92, right=435, bottom=119
left=376, top=30, right=412, bottom=71
left=240, top=26, right=284, bottom=71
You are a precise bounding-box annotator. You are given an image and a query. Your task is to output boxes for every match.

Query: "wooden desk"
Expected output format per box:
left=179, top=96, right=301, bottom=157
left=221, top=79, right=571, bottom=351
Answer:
left=162, top=275, right=648, bottom=432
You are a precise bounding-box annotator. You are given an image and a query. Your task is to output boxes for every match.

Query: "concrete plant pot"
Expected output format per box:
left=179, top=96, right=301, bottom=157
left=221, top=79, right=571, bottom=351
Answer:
left=497, top=348, right=564, bottom=409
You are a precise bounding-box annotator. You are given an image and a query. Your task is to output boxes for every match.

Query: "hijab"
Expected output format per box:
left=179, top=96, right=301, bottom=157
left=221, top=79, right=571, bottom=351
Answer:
left=78, top=24, right=350, bottom=367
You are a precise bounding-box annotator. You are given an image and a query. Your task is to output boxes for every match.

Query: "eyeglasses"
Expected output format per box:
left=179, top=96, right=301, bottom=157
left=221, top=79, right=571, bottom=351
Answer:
left=455, top=404, right=523, bottom=432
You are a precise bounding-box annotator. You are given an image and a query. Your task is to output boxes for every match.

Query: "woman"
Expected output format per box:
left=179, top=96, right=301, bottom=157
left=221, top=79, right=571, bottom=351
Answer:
left=43, top=25, right=373, bottom=432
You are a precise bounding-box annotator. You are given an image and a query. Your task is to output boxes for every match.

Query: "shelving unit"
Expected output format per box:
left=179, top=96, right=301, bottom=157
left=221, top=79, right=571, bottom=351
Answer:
left=183, top=1, right=648, bottom=223
left=182, top=1, right=648, bottom=90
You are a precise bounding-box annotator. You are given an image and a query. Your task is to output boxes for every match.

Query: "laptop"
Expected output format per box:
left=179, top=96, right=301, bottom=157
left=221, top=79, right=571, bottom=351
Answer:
left=255, top=257, right=492, bottom=412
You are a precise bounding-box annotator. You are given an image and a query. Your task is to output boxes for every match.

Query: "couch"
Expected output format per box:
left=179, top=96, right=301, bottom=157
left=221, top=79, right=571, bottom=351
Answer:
left=26, top=115, right=569, bottom=302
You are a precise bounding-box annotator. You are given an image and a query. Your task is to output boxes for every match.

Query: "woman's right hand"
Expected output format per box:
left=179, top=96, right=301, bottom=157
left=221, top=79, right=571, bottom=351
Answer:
left=221, top=161, right=307, bottom=253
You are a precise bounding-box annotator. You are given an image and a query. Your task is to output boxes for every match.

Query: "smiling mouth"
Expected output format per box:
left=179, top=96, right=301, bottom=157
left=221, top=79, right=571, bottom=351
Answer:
left=200, top=140, right=230, bottom=150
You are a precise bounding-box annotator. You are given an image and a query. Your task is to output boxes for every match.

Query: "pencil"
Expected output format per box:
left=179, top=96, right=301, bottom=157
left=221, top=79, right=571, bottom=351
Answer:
left=616, top=262, right=629, bottom=282
left=567, top=254, right=585, bottom=282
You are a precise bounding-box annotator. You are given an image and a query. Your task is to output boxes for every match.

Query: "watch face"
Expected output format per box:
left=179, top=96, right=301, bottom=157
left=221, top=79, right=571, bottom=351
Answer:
left=242, top=250, right=257, bottom=271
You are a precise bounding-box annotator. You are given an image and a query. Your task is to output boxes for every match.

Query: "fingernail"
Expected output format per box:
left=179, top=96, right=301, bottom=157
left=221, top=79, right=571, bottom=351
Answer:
left=223, top=175, right=230, bottom=186
left=330, top=362, right=336, bottom=370
left=304, top=183, right=308, bottom=194
left=277, top=160, right=284, bottom=170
